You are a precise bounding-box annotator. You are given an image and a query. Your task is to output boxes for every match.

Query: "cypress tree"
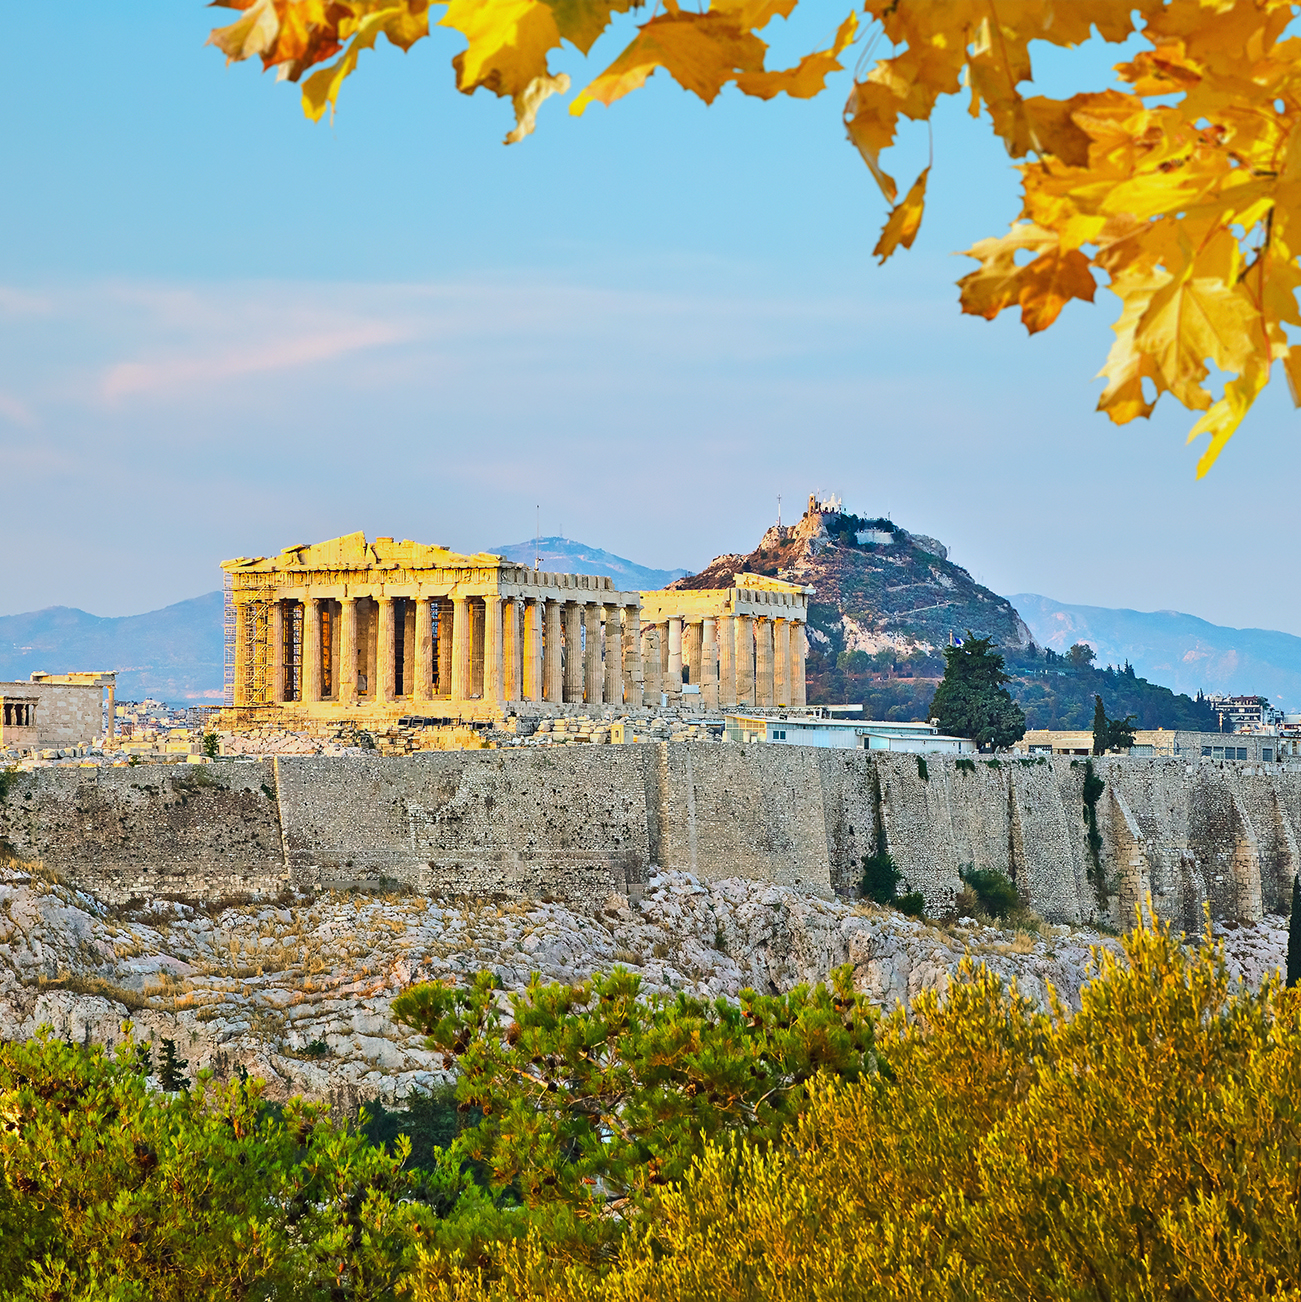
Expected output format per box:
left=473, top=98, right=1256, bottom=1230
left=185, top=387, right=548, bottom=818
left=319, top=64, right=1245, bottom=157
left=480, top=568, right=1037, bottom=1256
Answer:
left=1288, top=876, right=1301, bottom=988
left=1092, top=695, right=1108, bottom=756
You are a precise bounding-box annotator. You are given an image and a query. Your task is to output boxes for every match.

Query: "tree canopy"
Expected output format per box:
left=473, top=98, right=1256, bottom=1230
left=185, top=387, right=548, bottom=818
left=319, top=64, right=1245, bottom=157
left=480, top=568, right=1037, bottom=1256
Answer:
left=5, top=925, right=1301, bottom=1298
left=211, top=1, right=1301, bottom=475
left=928, top=632, right=1026, bottom=749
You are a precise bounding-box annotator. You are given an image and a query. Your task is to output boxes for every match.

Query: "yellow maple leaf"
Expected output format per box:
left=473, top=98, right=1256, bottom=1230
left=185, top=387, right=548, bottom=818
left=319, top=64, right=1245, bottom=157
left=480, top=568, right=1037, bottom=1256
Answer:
left=208, top=0, right=1301, bottom=476
left=958, top=223, right=1096, bottom=331
left=1188, top=359, right=1269, bottom=477
left=302, top=4, right=430, bottom=123
left=873, top=168, right=929, bottom=264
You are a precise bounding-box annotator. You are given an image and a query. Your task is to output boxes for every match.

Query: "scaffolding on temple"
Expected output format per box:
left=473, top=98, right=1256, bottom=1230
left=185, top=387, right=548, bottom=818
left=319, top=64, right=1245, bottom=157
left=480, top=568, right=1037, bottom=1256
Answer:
left=223, top=572, right=235, bottom=707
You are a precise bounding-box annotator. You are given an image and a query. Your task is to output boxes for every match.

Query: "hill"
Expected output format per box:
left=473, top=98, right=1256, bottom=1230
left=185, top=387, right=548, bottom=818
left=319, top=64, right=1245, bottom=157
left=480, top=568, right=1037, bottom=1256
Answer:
left=0, top=593, right=224, bottom=703
left=1011, top=594, right=1301, bottom=710
left=488, top=536, right=690, bottom=591
left=672, top=498, right=1031, bottom=665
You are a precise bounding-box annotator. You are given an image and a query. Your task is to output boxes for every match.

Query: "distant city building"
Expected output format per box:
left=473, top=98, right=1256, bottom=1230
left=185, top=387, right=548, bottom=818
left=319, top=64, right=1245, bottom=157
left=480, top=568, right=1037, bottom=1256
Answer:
left=1017, top=728, right=1288, bottom=763
left=1205, top=694, right=1284, bottom=733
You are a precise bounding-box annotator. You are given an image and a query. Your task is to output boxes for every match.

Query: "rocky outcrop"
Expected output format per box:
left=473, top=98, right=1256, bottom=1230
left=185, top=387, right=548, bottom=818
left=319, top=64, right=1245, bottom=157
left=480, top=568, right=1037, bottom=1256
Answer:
left=1, top=867, right=1284, bottom=1111
left=668, top=500, right=1031, bottom=658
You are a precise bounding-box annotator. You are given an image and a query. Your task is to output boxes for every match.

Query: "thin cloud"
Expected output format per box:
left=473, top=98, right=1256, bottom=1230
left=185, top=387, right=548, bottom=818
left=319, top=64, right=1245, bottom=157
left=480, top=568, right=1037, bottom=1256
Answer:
left=100, top=320, right=412, bottom=400
left=0, top=286, right=54, bottom=317
left=0, top=390, right=36, bottom=427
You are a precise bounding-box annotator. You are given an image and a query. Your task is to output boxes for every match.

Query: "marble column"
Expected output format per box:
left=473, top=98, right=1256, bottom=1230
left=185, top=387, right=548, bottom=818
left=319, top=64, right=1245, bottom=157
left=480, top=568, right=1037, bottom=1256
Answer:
left=233, top=601, right=250, bottom=707
left=305, top=598, right=323, bottom=703
left=666, top=617, right=684, bottom=700
left=545, top=598, right=564, bottom=702
left=622, top=605, right=643, bottom=708
left=755, top=617, right=775, bottom=707
left=106, top=682, right=116, bottom=744
left=340, top=597, right=358, bottom=703
left=436, top=599, right=453, bottom=697
left=375, top=597, right=395, bottom=704
left=774, top=618, right=790, bottom=707
left=364, top=600, right=379, bottom=698
left=504, top=598, right=522, bottom=702
left=415, top=598, right=434, bottom=702
left=523, top=599, right=543, bottom=702
left=403, top=599, right=417, bottom=698
left=701, top=617, right=719, bottom=710
left=734, top=614, right=754, bottom=706
left=718, top=615, right=737, bottom=709
left=603, top=605, right=622, bottom=706
left=470, top=599, right=485, bottom=697
left=483, top=595, right=504, bottom=702
left=642, top=624, right=662, bottom=702
left=564, top=601, right=584, bottom=703
left=582, top=602, right=601, bottom=704
left=686, top=621, right=702, bottom=688
left=270, top=600, right=285, bottom=703
left=450, top=596, right=471, bottom=701
left=792, top=621, right=808, bottom=706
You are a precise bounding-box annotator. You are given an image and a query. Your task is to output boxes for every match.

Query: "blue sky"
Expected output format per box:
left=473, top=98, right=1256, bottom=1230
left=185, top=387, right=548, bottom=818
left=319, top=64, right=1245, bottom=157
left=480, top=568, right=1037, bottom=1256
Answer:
left=2, top=5, right=1298, bottom=635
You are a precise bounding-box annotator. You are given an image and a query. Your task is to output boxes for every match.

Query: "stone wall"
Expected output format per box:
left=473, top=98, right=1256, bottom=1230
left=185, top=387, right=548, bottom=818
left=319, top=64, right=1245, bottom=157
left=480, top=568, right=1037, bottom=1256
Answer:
left=0, top=761, right=285, bottom=902
left=273, top=750, right=655, bottom=905
left=4, top=748, right=1300, bottom=927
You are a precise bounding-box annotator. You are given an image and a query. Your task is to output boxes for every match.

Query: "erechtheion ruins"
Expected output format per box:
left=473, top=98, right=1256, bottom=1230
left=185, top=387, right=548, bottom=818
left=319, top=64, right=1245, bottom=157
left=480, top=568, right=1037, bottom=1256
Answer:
left=221, top=533, right=811, bottom=725
left=0, top=672, right=116, bottom=751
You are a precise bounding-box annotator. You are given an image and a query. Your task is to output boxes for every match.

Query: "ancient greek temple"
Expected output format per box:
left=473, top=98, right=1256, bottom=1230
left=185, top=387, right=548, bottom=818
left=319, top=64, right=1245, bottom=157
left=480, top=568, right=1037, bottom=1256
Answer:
left=221, top=533, right=810, bottom=722
left=639, top=577, right=810, bottom=710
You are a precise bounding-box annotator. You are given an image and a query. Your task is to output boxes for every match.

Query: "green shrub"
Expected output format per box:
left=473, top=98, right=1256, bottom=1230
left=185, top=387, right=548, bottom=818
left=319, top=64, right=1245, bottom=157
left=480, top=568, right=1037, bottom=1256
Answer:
left=955, top=757, right=976, bottom=773
left=859, top=851, right=902, bottom=904
left=0, top=1034, right=426, bottom=1300
left=959, top=867, right=1020, bottom=919
left=915, top=755, right=928, bottom=781
left=895, top=891, right=925, bottom=917
left=157, top=1038, right=188, bottom=1093
left=390, top=965, right=878, bottom=1212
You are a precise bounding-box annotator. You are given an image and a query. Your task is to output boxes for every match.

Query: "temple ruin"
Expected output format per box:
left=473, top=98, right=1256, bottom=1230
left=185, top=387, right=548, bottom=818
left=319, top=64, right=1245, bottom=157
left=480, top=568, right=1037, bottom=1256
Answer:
left=221, top=532, right=810, bottom=725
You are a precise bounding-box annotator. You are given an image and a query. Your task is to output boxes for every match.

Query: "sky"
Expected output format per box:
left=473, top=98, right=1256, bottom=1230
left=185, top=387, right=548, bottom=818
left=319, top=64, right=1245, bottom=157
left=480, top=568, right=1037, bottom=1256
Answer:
left=2, top=6, right=1299, bottom=634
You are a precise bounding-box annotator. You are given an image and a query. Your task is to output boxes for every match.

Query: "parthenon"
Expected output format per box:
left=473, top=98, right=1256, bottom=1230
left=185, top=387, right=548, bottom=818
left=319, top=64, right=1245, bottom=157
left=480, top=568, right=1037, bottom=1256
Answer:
left=221, top=532, right=810, bottom=723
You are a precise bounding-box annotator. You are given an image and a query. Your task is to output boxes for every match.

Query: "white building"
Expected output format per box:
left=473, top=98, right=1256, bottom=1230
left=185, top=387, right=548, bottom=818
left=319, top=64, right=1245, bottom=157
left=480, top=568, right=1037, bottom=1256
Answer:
left=725, top=713, right=974, bottom=753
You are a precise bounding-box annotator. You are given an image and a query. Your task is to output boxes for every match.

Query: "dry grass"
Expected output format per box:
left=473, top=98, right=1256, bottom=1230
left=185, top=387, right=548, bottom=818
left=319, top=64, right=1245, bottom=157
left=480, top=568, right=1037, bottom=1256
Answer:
left=35, top=972, right=152, bottom=1012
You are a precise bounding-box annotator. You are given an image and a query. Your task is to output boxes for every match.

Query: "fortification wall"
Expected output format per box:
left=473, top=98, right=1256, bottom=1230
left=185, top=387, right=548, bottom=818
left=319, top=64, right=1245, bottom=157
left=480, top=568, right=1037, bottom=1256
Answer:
left=272, top=749, right=654, bottom=905
left=4, top=749, right=1299, bottom=928
left=0, top=761, right=285, bottom=902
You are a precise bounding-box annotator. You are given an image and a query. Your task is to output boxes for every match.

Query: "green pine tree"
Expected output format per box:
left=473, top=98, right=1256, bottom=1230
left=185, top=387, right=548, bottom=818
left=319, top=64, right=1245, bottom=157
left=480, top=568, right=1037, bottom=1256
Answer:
left=158, top=1039, right=188, bottom=1093
left=1288, top=876, right=1301, bottom=988
left=928, top=633, right=1026, bottom=751
left=1092, top=695, right=1109, bottom=756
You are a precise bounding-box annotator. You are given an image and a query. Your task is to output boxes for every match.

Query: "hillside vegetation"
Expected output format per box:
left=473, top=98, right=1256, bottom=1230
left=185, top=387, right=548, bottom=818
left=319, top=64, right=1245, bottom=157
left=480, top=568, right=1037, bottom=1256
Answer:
left=809, top=644, right=1218, bottom=733
left=2, top=921, right=1297, bottom=1299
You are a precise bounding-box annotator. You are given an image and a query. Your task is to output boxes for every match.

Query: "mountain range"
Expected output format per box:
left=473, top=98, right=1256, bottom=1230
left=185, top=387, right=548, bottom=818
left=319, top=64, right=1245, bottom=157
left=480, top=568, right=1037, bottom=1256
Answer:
left=488, top=536, right=689, bottom=591
left=3, top=534, right=1299, bottom=709
left=0, top=593, right=224, bottom=702
left=1012, top=594, right=1301, bottom=708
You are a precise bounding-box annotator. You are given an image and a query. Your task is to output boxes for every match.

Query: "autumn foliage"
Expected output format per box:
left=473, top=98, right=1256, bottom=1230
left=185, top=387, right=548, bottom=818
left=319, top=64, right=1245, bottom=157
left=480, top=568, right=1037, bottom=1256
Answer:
left=209, top=1, right=1301, bottom=473
left=3, top=919, right=1301, bottom=1296
left=404, top=921, right=1301, bottom=1302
